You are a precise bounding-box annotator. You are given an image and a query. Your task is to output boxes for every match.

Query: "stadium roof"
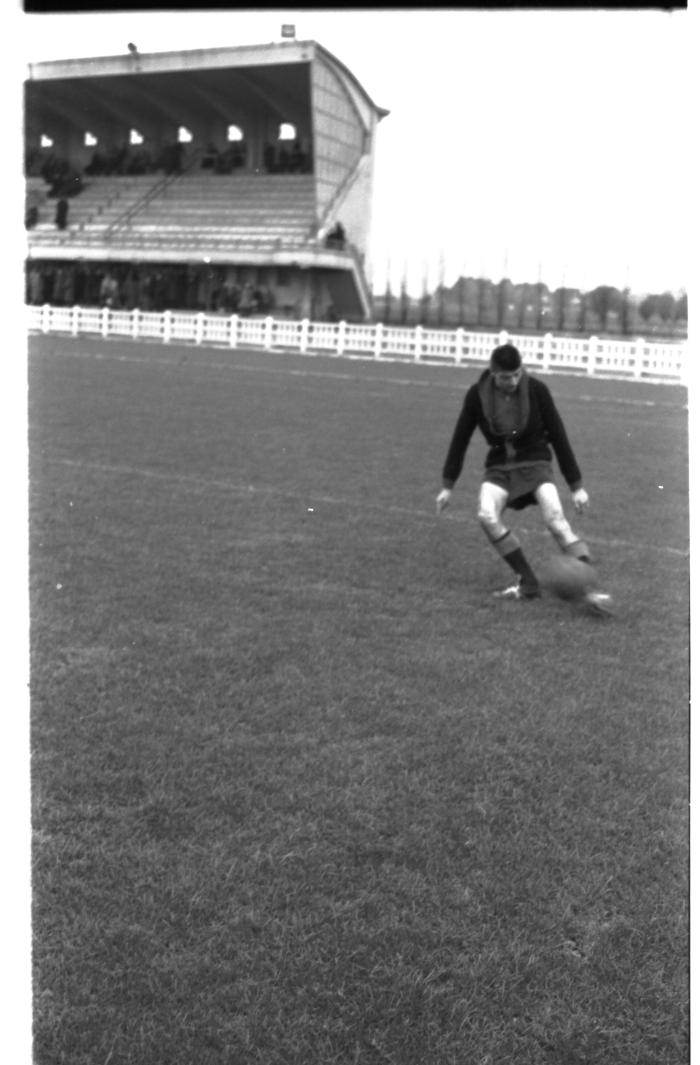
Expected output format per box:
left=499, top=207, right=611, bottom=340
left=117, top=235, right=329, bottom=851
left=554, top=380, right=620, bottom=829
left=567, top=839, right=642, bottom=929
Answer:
left=25, top=40, right=389, bottom=135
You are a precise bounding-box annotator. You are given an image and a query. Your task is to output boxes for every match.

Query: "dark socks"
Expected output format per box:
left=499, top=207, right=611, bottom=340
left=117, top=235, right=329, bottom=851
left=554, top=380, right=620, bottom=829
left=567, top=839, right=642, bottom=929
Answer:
left=502, top=546, right=540, bottom=595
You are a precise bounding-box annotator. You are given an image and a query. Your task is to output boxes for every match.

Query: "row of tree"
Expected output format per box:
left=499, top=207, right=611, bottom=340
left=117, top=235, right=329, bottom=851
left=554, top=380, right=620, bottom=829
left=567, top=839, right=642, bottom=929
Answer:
left=374, top=276, right=687, bottom=338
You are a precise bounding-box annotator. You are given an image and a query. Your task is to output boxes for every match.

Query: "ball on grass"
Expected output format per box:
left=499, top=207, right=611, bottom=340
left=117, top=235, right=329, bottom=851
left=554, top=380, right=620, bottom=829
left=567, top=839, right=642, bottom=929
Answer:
left=541, top=555, right=599, bottom=601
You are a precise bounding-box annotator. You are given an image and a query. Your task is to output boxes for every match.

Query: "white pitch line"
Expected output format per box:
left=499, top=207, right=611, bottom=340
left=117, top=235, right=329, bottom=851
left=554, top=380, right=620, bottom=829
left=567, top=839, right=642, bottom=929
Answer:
left=30, top=343, right=687, bottom=410
left=46, top=456, right=689, bottom=559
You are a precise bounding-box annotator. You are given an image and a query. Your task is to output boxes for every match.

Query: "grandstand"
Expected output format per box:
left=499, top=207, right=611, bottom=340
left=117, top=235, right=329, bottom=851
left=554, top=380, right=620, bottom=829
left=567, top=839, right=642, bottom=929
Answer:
left=25, top=38, right=389, bottom=321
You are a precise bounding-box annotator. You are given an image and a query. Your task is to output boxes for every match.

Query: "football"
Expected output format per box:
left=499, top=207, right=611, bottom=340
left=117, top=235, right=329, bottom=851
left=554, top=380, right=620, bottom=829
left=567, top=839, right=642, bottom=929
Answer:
left=542, top=555, right=599, bottom=600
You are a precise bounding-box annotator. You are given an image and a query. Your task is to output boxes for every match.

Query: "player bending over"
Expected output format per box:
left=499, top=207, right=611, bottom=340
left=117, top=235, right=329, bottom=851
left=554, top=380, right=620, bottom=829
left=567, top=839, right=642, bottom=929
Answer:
left=435, top=343, right=611, bottom=615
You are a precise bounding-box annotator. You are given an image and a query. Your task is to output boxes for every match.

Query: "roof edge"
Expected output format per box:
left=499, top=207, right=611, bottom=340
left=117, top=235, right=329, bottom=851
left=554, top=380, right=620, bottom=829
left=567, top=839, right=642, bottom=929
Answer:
left=311, top=42, right=389, bottom=120
left=25, top=38, right=389, bottom=119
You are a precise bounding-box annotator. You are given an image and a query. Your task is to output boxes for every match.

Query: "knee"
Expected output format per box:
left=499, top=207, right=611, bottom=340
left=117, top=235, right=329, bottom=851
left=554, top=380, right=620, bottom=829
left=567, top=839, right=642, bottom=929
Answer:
left=477, top=501, right=499, bottom=534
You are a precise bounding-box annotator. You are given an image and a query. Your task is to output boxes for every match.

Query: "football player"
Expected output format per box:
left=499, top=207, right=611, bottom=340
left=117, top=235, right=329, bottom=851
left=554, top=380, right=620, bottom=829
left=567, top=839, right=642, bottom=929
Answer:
left=436, top=343, right=612, bottom=615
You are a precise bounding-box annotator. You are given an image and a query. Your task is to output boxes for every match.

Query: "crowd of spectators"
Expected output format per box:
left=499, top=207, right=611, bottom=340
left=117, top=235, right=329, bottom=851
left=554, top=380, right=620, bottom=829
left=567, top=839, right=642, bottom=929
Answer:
left=25, top=136, right=315, bottom=236
left=26, top=262, right=276, bottom=317
left=201, top=142, right=247, bottom=173
left=27, top=135, right=313, bottom=191
left=26, top=137, right=313, bottom=209
left=263, top=140, right=311, bottom=174
left=84, top=141, right=185, bottom=176
left=25, top=148, right=84, bottom=198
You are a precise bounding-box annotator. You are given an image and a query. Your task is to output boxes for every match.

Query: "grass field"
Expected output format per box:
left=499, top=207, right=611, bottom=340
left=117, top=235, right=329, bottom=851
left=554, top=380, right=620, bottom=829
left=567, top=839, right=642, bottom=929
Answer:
left=29, top=333, right=689, bottom=1065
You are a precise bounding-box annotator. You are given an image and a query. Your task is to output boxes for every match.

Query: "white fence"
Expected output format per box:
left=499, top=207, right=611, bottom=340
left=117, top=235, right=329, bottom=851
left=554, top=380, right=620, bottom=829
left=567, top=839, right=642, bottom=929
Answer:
left=27, top=304, right=688, bottom=384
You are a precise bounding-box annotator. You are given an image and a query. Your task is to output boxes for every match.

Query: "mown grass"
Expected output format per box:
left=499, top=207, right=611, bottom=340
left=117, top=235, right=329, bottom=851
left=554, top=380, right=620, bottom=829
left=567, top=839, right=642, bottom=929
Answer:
left=29, top=335, right=688, bottom=1064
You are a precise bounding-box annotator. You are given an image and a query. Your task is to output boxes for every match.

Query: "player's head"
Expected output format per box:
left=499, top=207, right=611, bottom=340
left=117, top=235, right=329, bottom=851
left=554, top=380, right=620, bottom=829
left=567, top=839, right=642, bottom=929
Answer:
left=490, top=344, right=523, bottom=392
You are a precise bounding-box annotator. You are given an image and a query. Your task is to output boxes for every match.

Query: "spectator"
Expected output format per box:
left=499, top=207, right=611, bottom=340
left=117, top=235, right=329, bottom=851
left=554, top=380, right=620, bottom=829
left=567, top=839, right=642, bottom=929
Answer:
left=215, top=147, right=233, bottom=174
left=111, top=144, right=128, bottom=175
left=74, top=266, right=87, bottom=304
left=263, top=143, right=276, bottom=173
left=59, top=173, right=84, bottom=198
left=238, top=281, right=257, bottom=316
left=159, top=142, right=184, bottom=175
left=139, top=271, right=154, bottom=311
left=202, top=143, right=219, bottom=170
left=25, top=147, right=44, bottom=177
left=185, top=267, right=199, bottom=309
left=152, top=271, right=167, bottom=311
left=85, top=149, right=105, bottom=176
left=123, top=270, right=139, bottom=310
left=99, top=272, right=120, bottom=309
left=55, top=198, right=69, bottom=230
left=219, top=281, right=240, bottom=313
left=52, top=265, right=75, bottom=306
left=28, top=267, right=43, bottom=305
left=126, top=148, right=152, bottom=175
left=40, top=268, right=55, bottom=304
left=255, top=284, right=273, bottom=313
left=290, top=140, right=304, bottom=173
left=325, top=222, right=346, bottom=249
left=53, top=266, right=66, bottom=305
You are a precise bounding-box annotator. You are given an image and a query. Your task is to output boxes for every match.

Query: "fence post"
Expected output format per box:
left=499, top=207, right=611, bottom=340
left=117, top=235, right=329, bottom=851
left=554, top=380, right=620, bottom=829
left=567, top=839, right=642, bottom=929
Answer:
left=498, top=329, right=509, bottom=346
left=300, top=318, right=309, bottom=354
left=131, top=308, right=140, bottom=340
left=263, top=315, right=274, bottom=350
left=162, top=309, right=172, bottom=344
left=374, top=321, right=384, bottom=360
left=542, top=332, right=553, bottom=372
left=414, top=324, right=423, bottom=362
left=228, top=314, right=238, bottom=348
left=587, top=335, right=598, bottom=376
left=40, top=304, right=50, bottom=333
left=455, top=327, right=465, bottom=365
left=633, top=337, right=645, bottom=380
left=336, top=319, right=346, bottom=356
left=101, top=306, right=110, bottom=338
left=71, top=305, right=80, bottom=336
left=195, top=312, right=204, bottom=345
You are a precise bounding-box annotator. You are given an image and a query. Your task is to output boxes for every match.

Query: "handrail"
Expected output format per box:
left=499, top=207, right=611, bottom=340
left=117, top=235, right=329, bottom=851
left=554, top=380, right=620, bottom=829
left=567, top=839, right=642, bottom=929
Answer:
left=310, top=153, right=366, bottom=241
left=103, top=148, right=206, bottom=240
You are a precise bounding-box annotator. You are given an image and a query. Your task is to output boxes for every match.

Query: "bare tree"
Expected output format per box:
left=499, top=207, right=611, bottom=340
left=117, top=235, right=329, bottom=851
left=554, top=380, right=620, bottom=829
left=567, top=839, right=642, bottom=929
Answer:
left=587, top=285, right=623, bottom=331
left=399, top=264, right=409, bottom=325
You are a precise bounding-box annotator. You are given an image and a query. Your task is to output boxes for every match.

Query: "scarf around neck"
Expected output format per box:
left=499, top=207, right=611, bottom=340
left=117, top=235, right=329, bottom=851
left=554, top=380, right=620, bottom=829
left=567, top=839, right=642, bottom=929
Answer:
left=478, top=369, right=531, bottom=439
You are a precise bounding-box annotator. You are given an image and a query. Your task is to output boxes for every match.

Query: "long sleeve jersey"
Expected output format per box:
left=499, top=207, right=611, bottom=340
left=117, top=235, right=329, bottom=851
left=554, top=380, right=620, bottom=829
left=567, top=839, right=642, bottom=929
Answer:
left=441, top=369, right=583, bottom=490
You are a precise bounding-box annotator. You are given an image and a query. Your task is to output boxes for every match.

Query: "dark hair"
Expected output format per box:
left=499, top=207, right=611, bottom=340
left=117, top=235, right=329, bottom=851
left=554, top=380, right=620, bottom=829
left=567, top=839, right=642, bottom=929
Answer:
left=490, top=344, right=522, bottom=372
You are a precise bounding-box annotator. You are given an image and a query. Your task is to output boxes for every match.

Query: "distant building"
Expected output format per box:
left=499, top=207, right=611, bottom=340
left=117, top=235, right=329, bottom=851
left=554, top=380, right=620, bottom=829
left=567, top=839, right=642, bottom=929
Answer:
left=25, top=40, right=389, bottom=321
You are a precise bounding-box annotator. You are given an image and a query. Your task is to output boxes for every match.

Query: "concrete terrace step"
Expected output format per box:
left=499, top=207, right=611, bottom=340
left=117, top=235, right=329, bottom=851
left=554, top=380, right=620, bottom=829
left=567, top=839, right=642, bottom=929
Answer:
left=129, top=226, right=310, bottom=236
left=26, top=173, right=323, bottom=253
left=89, top=204, right=314, bottom=217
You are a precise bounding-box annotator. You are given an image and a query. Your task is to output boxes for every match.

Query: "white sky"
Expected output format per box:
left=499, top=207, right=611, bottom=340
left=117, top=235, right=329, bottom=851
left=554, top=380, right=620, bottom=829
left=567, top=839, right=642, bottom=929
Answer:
left=16, top=7, right=692, bottom=294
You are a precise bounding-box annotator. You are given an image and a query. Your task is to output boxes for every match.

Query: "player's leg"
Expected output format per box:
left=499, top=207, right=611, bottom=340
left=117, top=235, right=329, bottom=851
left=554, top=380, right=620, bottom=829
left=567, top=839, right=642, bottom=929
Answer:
left=477, top=481, right=540, bottom=598
left=535, top=482, right=591, bottom=561
left=535, top=482, right=613, bottom=615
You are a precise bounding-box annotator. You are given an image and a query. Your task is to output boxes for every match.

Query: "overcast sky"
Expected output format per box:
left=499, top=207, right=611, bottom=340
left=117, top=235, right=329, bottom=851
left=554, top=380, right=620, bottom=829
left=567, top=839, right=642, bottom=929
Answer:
left=18, top=7, right=691, bottom=295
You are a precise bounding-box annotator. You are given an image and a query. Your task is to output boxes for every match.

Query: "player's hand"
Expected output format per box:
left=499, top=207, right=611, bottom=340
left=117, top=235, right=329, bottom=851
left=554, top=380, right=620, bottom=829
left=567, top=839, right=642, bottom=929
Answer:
left=572, top=487, right=590, bottom=513
left=436, top=488, right=452, bottom=515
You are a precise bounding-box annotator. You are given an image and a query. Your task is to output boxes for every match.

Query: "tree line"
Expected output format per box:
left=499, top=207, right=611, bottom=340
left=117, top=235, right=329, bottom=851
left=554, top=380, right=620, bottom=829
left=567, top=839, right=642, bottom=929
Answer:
left=374, top=276, right=687, bottom=339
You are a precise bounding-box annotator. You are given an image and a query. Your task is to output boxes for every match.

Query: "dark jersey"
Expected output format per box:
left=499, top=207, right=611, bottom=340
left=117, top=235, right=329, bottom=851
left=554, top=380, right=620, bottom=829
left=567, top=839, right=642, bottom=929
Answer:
left=441, top=370, right=583, bottom=490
